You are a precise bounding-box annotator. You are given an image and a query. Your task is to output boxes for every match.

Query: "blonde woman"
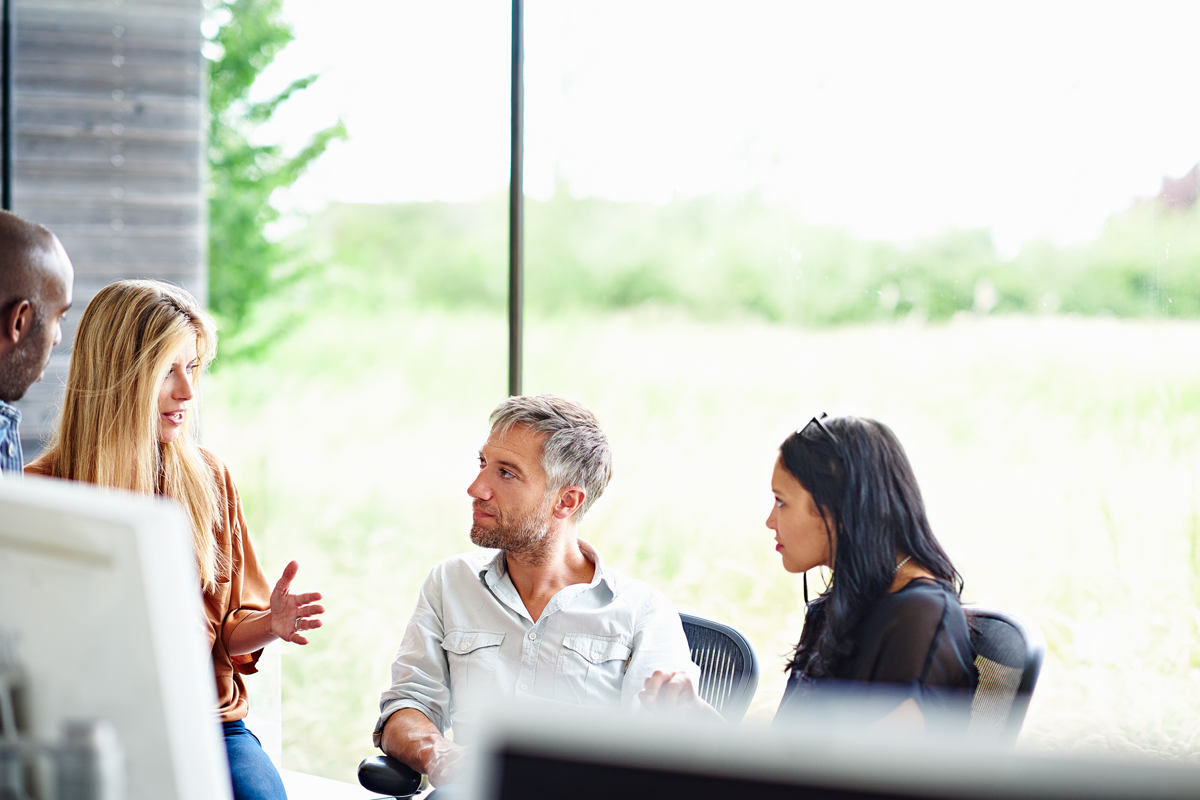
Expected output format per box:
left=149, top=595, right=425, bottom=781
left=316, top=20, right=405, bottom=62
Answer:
left=27, top=279, right=322, bottom=800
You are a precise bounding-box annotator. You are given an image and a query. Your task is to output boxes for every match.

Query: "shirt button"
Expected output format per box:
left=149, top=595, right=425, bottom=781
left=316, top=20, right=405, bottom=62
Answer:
left=2, top=442, right=12, bottom=457
left=528, top=632, right=537, bottom=640
left=520, top=684, right=528, bottom=691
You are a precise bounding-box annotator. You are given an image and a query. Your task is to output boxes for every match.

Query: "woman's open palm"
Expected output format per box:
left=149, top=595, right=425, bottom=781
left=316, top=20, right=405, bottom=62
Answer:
left=269, top=560, right=324, bottom=644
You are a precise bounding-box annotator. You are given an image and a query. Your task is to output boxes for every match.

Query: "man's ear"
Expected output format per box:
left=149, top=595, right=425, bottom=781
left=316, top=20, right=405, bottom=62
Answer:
left=552, top=486, right=586, bottom=520
left=2, top=299, right=32, bottom=346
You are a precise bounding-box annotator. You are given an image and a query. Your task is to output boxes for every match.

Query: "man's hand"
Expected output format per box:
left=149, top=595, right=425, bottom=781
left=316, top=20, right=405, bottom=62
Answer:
left=382, top=708, right=470, bottom=787
left=269, top=560, right=325, bottom=645
left=426, top=739, right=470, bottom=787
left=639, top=670, right=724, bottom=721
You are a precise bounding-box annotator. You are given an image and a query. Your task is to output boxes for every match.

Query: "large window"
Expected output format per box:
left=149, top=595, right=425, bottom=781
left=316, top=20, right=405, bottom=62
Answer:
left=207, top=0, right=1200, bottom=779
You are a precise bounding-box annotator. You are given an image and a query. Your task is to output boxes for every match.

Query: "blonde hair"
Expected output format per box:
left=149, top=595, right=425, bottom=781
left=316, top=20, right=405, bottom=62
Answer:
left=44, top=280, right=225, bottom=590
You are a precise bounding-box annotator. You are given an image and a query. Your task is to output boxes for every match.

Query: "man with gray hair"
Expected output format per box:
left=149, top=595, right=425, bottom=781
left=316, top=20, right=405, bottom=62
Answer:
left=0, top=211, right=74, bottom=474
left=374, top=395, right=696, bottom=789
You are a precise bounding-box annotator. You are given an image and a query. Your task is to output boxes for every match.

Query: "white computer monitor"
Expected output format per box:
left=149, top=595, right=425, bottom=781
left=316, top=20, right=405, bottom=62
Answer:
left=0, top=475, right=232, bottom=800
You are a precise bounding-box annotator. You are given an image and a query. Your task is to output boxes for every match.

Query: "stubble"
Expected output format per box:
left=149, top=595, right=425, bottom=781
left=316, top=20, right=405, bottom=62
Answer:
left=470, top=495, right=555, bottom=564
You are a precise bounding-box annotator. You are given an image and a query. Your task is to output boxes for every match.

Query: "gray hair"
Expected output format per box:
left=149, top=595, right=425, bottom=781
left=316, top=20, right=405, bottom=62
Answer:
left=489, top=394, right=613, bottom=523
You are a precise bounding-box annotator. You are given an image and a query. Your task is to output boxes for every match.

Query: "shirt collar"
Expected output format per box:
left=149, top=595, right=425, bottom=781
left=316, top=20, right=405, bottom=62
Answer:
left=576, top=539, right=617, bottom=593
left=0, top=399, right=20, bottom=425
left=480, top=538, right=614, bottom=586
left=478, top=537, right=620, bottom=616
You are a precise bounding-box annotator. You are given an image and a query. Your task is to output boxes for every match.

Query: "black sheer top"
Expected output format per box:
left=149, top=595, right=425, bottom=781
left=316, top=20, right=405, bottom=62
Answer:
left=775, top=578, right=977, bottom=727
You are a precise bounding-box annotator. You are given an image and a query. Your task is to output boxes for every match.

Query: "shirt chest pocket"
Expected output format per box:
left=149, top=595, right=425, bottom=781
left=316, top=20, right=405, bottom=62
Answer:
left=556, top=633, right=632, bottom=707
left=442, top=629, right=505, bottom=711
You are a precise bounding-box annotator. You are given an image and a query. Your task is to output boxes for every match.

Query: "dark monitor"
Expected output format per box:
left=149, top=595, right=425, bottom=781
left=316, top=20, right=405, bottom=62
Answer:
left=467, top=702, right=1200, bottom=800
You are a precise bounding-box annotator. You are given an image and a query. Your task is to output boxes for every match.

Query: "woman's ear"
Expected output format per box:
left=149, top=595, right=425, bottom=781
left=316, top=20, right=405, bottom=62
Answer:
left=552, top=486, right=586, bottom=520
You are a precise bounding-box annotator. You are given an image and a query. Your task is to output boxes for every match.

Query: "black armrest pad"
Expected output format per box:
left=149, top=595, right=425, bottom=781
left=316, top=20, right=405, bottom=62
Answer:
left=357, top=754, right=423, bottom=797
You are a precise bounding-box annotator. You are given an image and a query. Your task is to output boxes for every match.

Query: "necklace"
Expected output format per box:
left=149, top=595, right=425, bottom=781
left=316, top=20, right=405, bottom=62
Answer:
left=893, top=555, right=912, bottom=575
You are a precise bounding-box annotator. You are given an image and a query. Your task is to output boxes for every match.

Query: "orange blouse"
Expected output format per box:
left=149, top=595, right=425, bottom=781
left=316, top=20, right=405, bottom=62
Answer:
left=26, top=447, right=271, bottom=722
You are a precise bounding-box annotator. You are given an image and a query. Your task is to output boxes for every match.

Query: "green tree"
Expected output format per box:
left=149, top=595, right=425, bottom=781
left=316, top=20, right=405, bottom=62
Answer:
left=206, top=0, right=346, bottom=355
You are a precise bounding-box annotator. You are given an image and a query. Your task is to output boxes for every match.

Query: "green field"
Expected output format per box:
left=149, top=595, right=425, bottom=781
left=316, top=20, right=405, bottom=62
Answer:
left=204, top=305, right=1200, bottom=781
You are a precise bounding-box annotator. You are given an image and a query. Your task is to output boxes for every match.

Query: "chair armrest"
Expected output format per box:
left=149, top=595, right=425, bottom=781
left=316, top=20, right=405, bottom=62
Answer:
left=357, top=754, right=423, bottom=798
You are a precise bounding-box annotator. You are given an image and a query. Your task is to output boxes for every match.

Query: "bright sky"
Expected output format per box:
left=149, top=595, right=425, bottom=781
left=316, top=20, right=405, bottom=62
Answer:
left=258, top=0, right=1200, bottom=254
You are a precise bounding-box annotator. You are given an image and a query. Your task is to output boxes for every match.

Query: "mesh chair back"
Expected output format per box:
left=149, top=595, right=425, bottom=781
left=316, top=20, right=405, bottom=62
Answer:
left=679, top=613, right=760, bottom=723
left=965, top=606, right=1046, bottom=745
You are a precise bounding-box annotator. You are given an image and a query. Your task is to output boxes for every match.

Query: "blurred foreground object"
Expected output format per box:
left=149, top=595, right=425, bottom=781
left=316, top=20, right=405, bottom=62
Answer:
left=468, top=702, right=1200, bottom=800
left=0, top=476, right=232, bottom=800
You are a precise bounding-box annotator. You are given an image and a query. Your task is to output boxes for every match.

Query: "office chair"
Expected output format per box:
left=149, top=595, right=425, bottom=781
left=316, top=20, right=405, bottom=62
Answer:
left=964, top=606, right=1046, bottom=744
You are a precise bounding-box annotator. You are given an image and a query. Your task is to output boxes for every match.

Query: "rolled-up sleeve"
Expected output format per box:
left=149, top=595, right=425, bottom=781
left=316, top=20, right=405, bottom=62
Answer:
left=217, top=468, right=270, bottom=675
left=621, top=589, right=698, bottom=708
left=198, top=448, right=271, bottom=722
left=374, top=567, right=452, bottom=745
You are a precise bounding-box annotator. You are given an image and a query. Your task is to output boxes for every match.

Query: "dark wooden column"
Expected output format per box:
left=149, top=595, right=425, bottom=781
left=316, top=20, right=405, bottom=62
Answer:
left=6, top=0, right=205, bottom=458
left=508, top=0, right=523, bottom=398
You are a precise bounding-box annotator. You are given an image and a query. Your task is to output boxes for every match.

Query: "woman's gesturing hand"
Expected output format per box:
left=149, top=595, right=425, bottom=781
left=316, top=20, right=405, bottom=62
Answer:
left=269, top=560, right=324, bottom=645
left=639, top=670, right=723, bottom=721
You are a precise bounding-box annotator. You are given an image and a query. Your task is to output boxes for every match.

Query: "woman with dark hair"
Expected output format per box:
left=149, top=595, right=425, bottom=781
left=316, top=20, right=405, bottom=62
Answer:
left=642, top=415, right=976, bottom=728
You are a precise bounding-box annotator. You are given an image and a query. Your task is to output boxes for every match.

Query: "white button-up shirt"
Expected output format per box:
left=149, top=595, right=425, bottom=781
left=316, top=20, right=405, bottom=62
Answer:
left=375, top=540, right=696, bottom=745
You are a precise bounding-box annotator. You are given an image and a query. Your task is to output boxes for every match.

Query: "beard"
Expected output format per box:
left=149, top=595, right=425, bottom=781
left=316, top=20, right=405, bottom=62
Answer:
left=0, top=315, right=49, bottom=403
left=470, top=495, right=554, bottom=560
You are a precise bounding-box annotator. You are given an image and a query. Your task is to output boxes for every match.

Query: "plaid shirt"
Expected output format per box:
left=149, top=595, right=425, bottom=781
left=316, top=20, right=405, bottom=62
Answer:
left=0, top=400, right=23, bottom=475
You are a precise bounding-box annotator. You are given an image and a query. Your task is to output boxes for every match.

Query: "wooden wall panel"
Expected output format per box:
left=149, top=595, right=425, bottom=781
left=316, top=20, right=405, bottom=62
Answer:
left=8, top=0, right=206, bottom=456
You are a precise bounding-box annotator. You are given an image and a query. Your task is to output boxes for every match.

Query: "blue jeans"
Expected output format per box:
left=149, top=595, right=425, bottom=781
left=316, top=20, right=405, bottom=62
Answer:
left=223, top=720, right=287, bottom=800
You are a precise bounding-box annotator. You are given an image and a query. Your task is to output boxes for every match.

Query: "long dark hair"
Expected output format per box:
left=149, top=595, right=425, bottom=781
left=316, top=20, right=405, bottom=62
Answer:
left=783, top=416, right=962, bottom=678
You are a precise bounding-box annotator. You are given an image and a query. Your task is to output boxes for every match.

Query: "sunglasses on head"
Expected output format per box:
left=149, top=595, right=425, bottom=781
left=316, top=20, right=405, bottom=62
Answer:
left=798, top=413, right=837, bottom=444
